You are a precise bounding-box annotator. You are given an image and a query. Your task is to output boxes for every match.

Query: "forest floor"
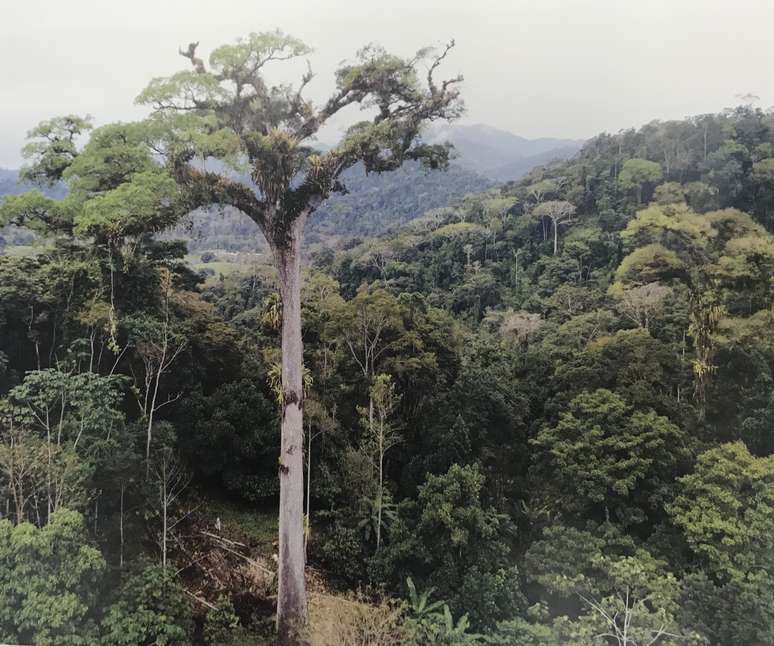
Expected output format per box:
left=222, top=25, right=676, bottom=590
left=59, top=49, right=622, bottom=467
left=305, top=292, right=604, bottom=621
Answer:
left=201, top=495, right=278, bottom=555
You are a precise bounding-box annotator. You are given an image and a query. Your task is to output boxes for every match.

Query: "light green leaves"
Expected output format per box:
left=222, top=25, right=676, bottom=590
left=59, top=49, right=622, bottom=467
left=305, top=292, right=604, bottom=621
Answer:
left=75, top=170, right=178, bottom=239
left=531, top=388, right=685, bottom=516
left=0, top=511, right=105, bottom=644
left=667, top=441, right=774, bottom=579
left=209, top=30, right=311, bottom=76
left=20, top=114, right=93, bottom=186
left=619, top=158, right=663, bottom=203
left=136, top=70, right=225, bottom=110
left=0, top=190, right=73, bottom=233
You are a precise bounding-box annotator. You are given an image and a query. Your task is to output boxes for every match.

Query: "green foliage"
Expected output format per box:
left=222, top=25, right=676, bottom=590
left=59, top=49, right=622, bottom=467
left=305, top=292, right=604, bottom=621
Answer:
left=489, top=614, right=557, bottom=646
left=404, top=578, right=483, bottom=645
left=668, top=441, right=774, bottom=579
left=76, top=170, right=178, bottom=239
left=619, top=158, right=663, bottom=204
left=20, top=114, right=93, bottom=186
left=681, top=570, right=774, bottom=645
left=204, top=596, right=247, bottom=645
left=374, top=464, right=524, bottom=629
left=8, top=367, right=125, bottom=447
left=620, top=203, right=715, bottom=256
left=180, top=379, right=278, bottom=501
left=0, top=510, right=104, bottom=645
left=532, top=388, right=686, bottom=522
left=525, top=525, right=703, bottom=644
left=100, top=565, right=193, bottom=646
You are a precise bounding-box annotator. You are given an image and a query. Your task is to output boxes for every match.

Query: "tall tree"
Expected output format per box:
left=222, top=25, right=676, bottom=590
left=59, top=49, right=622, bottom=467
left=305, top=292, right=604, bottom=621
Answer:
left=137, top=31, right=463, bottom=641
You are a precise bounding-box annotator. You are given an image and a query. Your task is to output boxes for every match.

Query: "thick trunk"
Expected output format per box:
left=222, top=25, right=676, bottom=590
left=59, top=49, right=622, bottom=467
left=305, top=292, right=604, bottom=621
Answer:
left=553, top=218, right=559, bottom=255
left=275, top=215, right=308, bottom=644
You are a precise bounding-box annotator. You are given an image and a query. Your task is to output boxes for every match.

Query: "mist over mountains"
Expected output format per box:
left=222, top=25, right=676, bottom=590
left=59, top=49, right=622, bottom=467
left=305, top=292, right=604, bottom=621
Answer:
left=428, top=123, right=584, bottom=182
left=0, top=168, right=67, bottom=200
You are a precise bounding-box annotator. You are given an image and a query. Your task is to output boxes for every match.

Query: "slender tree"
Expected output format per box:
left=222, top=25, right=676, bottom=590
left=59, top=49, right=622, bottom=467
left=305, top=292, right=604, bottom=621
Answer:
left=533, top=200, right=576, bottom=255
left=137, top=31, right=463, bottom=641
left=366, top=374, right=401, bottom=552
left=148, top=447, right=190, bottom=572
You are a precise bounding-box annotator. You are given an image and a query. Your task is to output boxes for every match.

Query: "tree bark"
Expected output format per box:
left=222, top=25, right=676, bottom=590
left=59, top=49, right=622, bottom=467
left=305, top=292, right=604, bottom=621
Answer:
left=119, top=481, right=125, bottom=570
left=274, top=214, right=308, bottom=644
left=305, top=421, right=311, bottom=560
left=161, top=465, right=168, bottom=571
left=376, top=438, right=383, bottom=552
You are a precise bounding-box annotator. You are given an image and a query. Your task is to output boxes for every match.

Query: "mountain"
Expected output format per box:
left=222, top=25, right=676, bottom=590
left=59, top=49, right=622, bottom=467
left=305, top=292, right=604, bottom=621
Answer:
left=427, top=123, right=584, bottom=182
left=0, top=168, right=67, bottom=199
left=0, top=169, right=21, bottom=196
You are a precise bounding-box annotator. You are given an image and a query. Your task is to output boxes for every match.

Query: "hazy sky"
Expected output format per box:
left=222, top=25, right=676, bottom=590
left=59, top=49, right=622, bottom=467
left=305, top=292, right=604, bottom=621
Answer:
left=1, top=0, right=773, bottom=168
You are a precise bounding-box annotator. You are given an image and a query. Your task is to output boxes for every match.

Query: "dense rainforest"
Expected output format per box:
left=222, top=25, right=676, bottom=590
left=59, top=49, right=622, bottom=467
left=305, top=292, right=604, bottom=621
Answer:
left=1, top=69, right=774, bottom=645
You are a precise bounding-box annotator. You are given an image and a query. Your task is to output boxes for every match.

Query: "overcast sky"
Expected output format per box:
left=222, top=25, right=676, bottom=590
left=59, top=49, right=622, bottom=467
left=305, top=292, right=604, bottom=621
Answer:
left=1, top=0, right=772, bottom=168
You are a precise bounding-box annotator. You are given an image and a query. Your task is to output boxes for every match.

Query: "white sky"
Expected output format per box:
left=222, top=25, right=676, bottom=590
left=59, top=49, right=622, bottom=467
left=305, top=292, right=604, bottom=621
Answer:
left=1, top=0, right=773, bottom=167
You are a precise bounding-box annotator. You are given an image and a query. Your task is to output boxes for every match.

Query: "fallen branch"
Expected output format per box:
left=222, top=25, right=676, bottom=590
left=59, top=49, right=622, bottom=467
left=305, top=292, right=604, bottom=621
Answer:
left=201, top=529, right=247, bottom=548
left=184, top=588, right=218, bottom=611
left=201, top=530, right=275, bottom=576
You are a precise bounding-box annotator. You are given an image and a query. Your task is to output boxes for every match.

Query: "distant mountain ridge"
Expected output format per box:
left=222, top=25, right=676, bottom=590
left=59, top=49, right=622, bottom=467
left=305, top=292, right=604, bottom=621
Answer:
left=427, top=123, right=584, bottom=182
left=0, top=168, right=66, bottom=199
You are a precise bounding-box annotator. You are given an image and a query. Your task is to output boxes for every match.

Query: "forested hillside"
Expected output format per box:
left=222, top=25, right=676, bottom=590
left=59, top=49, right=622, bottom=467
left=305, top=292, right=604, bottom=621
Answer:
left=170, top=160, right=492, bottom=251
left=1, top=50, right=773, bottom=646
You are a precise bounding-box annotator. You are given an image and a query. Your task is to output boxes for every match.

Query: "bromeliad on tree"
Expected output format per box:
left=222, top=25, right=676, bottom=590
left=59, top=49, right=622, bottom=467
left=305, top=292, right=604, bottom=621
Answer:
left=137, top=30, right=464, bottom=643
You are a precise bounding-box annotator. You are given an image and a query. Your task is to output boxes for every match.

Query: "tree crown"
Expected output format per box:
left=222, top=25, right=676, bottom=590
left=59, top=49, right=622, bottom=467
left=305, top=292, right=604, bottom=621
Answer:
left=136, top=31, right=464, bottom=245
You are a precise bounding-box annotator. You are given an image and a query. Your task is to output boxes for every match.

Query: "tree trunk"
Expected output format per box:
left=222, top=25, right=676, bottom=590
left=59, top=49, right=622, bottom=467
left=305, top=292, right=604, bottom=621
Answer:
left=305, top=422, right=311, bottom=560
left=119, top=482, right=125, bottom=570
left=376, top=442, right=383, bottom=552
left=146, top=334, right=167, bottom=477
left=161, top=473, right=167, bottom=571
left=553, top=218, right=559, bottom=255
left=274, top=215, right=308, bottom=644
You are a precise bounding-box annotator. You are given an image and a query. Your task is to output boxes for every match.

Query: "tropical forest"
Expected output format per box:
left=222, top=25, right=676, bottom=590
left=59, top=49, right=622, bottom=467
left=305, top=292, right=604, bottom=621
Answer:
left=1, top=6, right=774, bottom=645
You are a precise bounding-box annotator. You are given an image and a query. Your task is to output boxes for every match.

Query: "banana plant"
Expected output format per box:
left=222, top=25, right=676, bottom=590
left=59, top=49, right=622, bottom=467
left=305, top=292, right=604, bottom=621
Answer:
left=404, top=577, right=483, bottom=645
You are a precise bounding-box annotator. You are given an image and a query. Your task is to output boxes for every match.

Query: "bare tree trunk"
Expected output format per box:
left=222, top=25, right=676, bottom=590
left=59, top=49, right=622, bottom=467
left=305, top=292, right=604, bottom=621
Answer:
left=553, top=218, right=559, bottom=255
left=305, top=422, right=311, bottom=561
left=119, top=482, right=125, bottom=570
left=161, top=467, right=167, bottom=571
left=146, top=330, right=167, bottom=477
left=376, top=440, right=383, bottom=552
left=275, top=215, right=308, bottom=644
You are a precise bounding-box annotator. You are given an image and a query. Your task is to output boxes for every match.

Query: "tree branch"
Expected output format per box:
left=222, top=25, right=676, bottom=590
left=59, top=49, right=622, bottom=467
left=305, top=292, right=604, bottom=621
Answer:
left=172, top=160, right=269, bottom=229
left=180, top=42, right=206, bottom=74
